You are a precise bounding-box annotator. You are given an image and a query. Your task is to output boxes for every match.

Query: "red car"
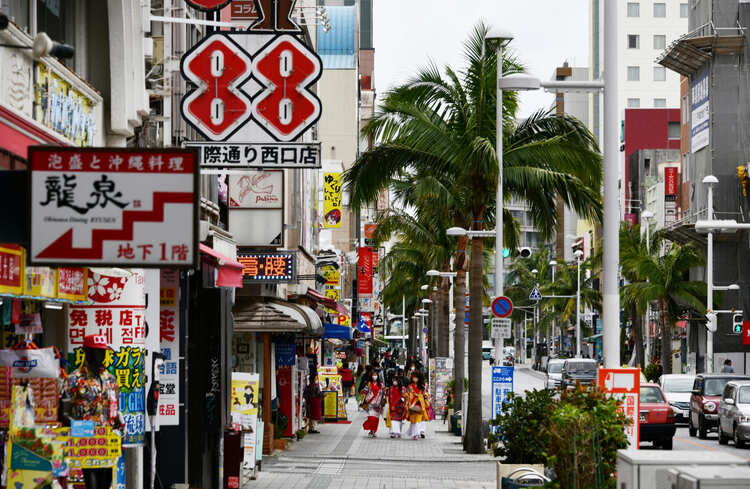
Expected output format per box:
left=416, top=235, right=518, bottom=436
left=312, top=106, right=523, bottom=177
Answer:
left=639, top=383, right=676, bottom=449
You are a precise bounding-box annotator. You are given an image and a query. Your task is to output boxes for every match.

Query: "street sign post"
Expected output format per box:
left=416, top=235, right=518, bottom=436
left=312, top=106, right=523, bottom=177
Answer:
left=529, top=287, right=542, bottom=301
left=491, top=296, right=513, bottom=318
left=491, top=366, right=514, bottom=427
left=599, top=368, right=640, bottom=448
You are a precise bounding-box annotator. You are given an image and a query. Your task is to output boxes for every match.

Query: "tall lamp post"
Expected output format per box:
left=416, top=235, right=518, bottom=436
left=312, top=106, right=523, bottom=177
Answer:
left=641, top=210, right=654, bottom=364
left=549, top=259, right=557, bottom=354
left=574, top=249, right=583, bottom=357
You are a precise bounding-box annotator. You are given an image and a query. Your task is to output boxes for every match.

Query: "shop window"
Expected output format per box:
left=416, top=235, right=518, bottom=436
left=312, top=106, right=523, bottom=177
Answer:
left=37, top=0, right=77, bottom=69
left=0, top=0, right=30, bottom=32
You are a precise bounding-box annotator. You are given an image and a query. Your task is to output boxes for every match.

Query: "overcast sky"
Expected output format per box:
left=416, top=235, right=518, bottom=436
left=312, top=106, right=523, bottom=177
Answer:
left=372, top=0, right=590, bottom=118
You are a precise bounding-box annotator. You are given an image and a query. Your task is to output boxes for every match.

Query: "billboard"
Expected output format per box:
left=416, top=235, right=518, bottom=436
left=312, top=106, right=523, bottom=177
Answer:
left=691, top=68, right=709, bottom=153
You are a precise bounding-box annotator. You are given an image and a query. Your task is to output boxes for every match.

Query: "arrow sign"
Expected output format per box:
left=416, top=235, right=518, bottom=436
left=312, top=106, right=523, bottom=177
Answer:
left=492, top=296, right=513, bottom=318
left=529, top=287, right=542, bottom=301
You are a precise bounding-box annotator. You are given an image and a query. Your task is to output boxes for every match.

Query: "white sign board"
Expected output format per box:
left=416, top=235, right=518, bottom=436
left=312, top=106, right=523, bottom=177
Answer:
left=229, top=171, right=283, bottom=208
left=158, top=269, right=180, bottom=426
left=491, top=318, right=512, bottom=339
left=599, top=368, right=641, bottom=448
left=29, top=147, right=198, bottom=267
left=691, top=68, right=709, bottom=153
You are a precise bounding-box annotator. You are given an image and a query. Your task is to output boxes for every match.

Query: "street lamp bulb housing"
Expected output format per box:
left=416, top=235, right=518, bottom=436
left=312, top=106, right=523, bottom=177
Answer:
left=729, top=284, right=741, bottom=290
left=422, top=299, right=432, bottom=304
left=426, top=270, right=440, bottom=276
left=549, top=260, right=558, bottom=266
left=499, top=73, right=541, bottom=91
left=484, top=27, right=514, bottom=41
left=531, top=269, right=538, bottom=275
left=574, top=249, right=584, bottom=259
left=702, top=175, right=719, bottom=185
left=420, top=285, right=429, bottom=290
left=446, top=226, right=468, bottom=236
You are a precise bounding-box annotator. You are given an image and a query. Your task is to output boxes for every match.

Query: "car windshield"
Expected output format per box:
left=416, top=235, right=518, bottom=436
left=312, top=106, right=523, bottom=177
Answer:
left=641, top=386, right=665, bottom=403
left=565, top=362, right=596, bottom=375
left=739, top=386, right=750, bottom=404
left=704, top=378, right=733, bottom=396
left=548, top=363, right=563, bottom=374
left=663, top=377, right=694, bottom=393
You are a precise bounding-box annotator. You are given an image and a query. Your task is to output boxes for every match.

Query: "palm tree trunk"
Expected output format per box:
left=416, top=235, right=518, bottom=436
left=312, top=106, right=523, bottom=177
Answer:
left=464, top=233, right=485, bottom=454
left=430, top=290, right=438, bottom=358
left=453, top=237, right=468, bottom=412
left=660, top=299, right=671, bottom=373
left=438, top=265, right=451, bottom=357
left=631, top=303, right=644, bottom=369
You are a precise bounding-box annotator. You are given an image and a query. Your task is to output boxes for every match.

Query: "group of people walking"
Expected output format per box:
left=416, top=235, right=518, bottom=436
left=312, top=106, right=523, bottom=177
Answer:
left=359, top=363, right=432, bottom=439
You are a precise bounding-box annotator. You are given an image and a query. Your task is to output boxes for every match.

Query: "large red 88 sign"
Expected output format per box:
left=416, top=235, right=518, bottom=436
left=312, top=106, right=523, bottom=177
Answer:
left=181, top=33, right=322, bottom=142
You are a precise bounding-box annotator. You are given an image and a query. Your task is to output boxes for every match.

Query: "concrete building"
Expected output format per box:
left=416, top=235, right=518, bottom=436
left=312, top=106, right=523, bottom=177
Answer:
left=658, top=0, right=748, bottom=373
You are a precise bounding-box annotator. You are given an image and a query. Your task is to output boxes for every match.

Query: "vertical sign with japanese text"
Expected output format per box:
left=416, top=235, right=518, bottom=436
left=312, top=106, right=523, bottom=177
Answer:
left=491, top=366, right=514, bottom=426
left=691, top=67, right=710, bottom=153
left=159, top=270, right=180, bottom=426
left=664, top=167, right=678, bottom=196
left=599, top=368, right=640, bottom=448
left=357, top=247, right=373, bottom=295
left=323, top=173, right=342, bottom=228
left=0, top=245, right=24, bottom=295
left=67, top=269, right=148, bottom=446
left=28, top=147, right=198, bottom=268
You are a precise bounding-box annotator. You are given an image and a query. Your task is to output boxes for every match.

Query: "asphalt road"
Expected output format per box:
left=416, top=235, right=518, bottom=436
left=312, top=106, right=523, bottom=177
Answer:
left=481, top=360, right=545, bottom=420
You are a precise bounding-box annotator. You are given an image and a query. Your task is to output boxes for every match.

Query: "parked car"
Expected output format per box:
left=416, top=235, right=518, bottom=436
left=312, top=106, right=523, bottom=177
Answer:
left=689, top=373, right=750, bottom=439
left=502, top=355, right=514, bottom=366
left=560, top=359, right=597, bottom=390
left=482, top=341, right=494, bottom=362
left=718, top=380, right=750, bottom=447
left=639, top=383, right=676, bottom=449
left=546, top=359, right=565, bottom=390
left=659, top=374, right=695, bottom=424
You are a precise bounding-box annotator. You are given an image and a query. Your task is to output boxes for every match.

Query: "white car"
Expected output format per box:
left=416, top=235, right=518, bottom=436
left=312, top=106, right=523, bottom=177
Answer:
left=659, top=373, right=695, bottom=423
left=546, top=359, right=565, bottom=390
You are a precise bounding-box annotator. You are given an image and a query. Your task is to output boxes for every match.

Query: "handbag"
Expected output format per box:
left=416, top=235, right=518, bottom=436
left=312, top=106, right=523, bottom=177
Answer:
left=409, top=403, right=422, bottom=414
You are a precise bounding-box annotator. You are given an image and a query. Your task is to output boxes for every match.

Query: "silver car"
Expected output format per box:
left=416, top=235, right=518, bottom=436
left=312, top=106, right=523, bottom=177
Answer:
left=718, top=380, right=750, bottom=447
left=660, top=374, right=695, bottom=423
left=546, top=359, right=564, bottom=390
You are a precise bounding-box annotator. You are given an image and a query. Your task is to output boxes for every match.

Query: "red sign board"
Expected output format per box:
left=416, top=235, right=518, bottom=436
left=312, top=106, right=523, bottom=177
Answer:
left=185, top=0, right=231, bottom=10
left=28, top=147, right=198, bottom=268
left=230, top=0, right=259, bottom=19
left=599, top=368, right=640, bottom=448
left=665, top=167, right=678, bottom=196
left=357, top=247, right=373, bottom=295
left=743, top=322, right=750, bottom=346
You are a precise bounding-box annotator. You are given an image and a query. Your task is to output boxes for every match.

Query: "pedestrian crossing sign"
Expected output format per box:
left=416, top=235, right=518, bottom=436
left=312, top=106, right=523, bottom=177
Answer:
left=529, top=287, right=542, bottom=301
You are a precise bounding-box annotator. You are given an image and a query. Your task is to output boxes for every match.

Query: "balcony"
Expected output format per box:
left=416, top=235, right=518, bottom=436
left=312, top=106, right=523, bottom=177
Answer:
left=663, top=207, right=743, bottom=246
left=657, top=22, right=745, bottom=76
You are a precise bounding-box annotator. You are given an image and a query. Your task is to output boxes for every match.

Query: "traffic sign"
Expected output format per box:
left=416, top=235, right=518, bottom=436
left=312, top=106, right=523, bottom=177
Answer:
left=743, top=322, right=750, bottom=345
left=529, top=287, right=542, bottom=301
left=491, top=366, right=514, bottom=427
left=491, top=296, right=513, bottom=318
left=491, top=318, right=512, bottom=339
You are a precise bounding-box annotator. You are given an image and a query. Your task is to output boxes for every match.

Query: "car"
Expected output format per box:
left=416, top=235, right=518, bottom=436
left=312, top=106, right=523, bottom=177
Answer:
left=639, top=383, right=676, bottom=449
left=659, top=374, right=695, bottom=423
left=502, top=355, right=514, bottom=366
left=546, top=359, right=565, bottom=390
left=560, top=358, right=597, bottom=390
left=718, top=380, right=750, bottom=447
left=689, top=373, right=750, bottom=439
left=482, top=341, right=494, bottom=362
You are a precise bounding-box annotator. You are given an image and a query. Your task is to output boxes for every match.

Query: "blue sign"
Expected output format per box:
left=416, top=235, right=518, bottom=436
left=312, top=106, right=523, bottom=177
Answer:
left=275, top=342, right=296, bottom=366
left=491, top=366, right=514, bottom=422
left=492, top=296, right=513, bottom=318
left=71, top=420, right=95, bottom=438
left=529, top=287, right=542, bottom=301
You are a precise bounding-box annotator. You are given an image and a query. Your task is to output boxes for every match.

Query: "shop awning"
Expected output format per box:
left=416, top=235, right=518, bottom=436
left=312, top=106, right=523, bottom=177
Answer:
left=200, top=243, right=244, bottom=288
left=323, top=322, right=352, bottom=340
left=305, top=288, right=349, bottom=316
left=233, top=300, right=323, bottom=335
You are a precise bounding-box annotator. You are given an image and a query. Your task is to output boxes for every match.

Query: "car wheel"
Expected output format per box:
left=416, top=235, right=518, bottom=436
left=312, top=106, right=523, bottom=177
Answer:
left=661, top=437, right=673, bottom=450
left=688, top=416, right=697, bottom=437
left=719, top=425, right=729, bottom=445
left=734, top=425, right=745, bottom=448
left=698, top=415, right=708, bottom=439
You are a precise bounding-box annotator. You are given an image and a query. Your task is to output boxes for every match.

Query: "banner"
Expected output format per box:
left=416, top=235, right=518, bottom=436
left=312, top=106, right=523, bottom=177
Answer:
left=0, top=245, right=24, bottom=295
left=158, top=269, right=180, bottom=426
left=56, top=268, right=88, bottom=302
left=323, top=173, right=342, bottom=228
left=357, top=247, right=373, bottom=295
left=230, top=372, right=259, bottom=431
left=67, top=269, right=147, bottom=446
left=664, top=167, right=678, bottom=196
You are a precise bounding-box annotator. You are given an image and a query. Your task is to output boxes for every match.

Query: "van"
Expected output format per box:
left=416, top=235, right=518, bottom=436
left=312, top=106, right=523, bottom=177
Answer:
left=481, top=341, right=494, bottom=361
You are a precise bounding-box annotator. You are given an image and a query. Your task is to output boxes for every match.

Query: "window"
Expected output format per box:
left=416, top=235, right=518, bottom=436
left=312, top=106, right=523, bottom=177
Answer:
left=653, top=2, right=666, bottom=17
left=654, top=98, right=667, bottom=107
left=627, top=98, right=641, bottom=108
left=627, top=2, right=640, bottom=17
left=0, top=1, right=30, bottom=32
left=680, top=3, right=689, bottom=18
left=668, top=122, right=680, bottom=139
left=627, top=66, right=640, bottom=81
left=36, top=1, right=78, bottom=69
left=653, top=34, right=666, bottom=49
left=640, top=386, right=666, bottom=403
left=654, top=66, right=666, bottom=81
left=628, top=34, right=640, bottom=49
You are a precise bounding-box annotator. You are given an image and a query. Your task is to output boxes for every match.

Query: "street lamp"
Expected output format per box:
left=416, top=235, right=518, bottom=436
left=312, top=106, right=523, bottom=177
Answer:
left=420, top=284, right=429, bottom=291
left=642, top=210, right=654, bottom=364
left=549, top=259, right=557, bottom=354
left=574, top=249, right=583, bottom=358
left=704, top=175, right=718, bottom=373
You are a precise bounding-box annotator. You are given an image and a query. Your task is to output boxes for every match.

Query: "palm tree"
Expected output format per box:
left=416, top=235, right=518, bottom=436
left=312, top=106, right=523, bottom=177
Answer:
left=620, top=223, right=652, bottom=367
left=344, top=23, right=603, bottom=453
left=622, top=241, right=706, bottom=371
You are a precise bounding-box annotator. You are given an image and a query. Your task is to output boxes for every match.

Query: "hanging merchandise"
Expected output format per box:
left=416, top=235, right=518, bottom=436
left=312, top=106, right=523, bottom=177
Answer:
left=16, top=302, right=43, bottom=335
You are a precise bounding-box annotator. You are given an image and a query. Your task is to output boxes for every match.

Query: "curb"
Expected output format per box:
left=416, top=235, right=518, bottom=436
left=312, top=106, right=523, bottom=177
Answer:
left=518, top=366, right=547, bottom=381
left=270, top=454, right=494, bottom=464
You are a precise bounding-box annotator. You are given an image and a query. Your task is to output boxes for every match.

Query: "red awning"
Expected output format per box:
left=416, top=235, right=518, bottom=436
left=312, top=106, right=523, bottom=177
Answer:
left=306, top=288, right=349, bottom=316
left=199, top=243, right=244, bottom=288
left=0, top=105, right=69, bottom=158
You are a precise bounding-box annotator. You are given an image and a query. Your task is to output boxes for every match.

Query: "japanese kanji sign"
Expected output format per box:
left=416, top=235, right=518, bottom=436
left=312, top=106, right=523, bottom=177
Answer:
left=0, top=245, right=24, bottom=295
left=323, top=173, right=342, bottom=229
left=599, top=368, right=640, bottom=448
left=186, top=142, right=321, bottom=170
left=357, top=247, right=373, bottom=295
left=237, top=251, right=296, bottom=283
left=159, top=269, right=180, bottom=426
left=28, top=147, right=198, bottom=268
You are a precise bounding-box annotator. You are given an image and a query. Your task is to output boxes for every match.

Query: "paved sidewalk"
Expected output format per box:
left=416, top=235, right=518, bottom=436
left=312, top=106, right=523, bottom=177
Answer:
left=245, top=399, right=498, bottom=489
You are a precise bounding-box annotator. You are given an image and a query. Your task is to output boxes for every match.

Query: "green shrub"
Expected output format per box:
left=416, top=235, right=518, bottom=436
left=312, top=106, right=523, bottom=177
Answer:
left=487, top=388, right=555, bottom=463
left=643, top=364, right=660, bottom=383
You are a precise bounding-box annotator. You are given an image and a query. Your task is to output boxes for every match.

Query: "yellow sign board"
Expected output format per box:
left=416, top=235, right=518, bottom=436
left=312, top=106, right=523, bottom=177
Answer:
left=323, top=173, right=342, bottom=228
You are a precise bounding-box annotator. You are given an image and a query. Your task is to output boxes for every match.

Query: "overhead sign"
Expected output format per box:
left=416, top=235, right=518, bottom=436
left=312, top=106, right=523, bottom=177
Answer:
left=237, top=251, right=296, bottom=283
left=691, top=67, right=709, bottom=153
left=491, top=318, right=512, bottom=339
left=28, top=147, right=198, bottom=268
left=181, top=32, right=322, bottom=143
left=529, top=287, right=542, bottom=301
left=491, top=296, right=513, bottom=318
left=186, top=142, right=321, bottom=171
left=491, top=366, right=514, bottom=424
left=599, top=368, right=640, bottom=448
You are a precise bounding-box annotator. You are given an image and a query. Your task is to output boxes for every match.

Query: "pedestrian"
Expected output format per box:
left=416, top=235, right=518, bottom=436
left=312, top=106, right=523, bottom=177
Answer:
left=338, top=362, right=354, bottom=400
left=404, top=371, right=430, bottom=440
left=304, top=374, right=322, bottom=433
left=360, top=370, right=385, bottom=437
left=722, top=358, right=735, bottom=373
left=358, top=365, right=373, bottom=396
left=386, top=376, right=405, bottom=438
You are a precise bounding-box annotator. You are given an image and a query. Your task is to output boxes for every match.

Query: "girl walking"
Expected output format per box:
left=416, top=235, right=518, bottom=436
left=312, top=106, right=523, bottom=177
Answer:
left=404, top=371, right=430, bottom=440
left=386, top=376, right=405, bottom=438
left=360, top=371, right=384, bottom=437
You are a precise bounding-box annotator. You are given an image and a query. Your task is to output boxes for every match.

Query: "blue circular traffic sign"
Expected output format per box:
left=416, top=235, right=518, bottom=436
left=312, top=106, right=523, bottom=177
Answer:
left=492, top=296, right=513, bottom=318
